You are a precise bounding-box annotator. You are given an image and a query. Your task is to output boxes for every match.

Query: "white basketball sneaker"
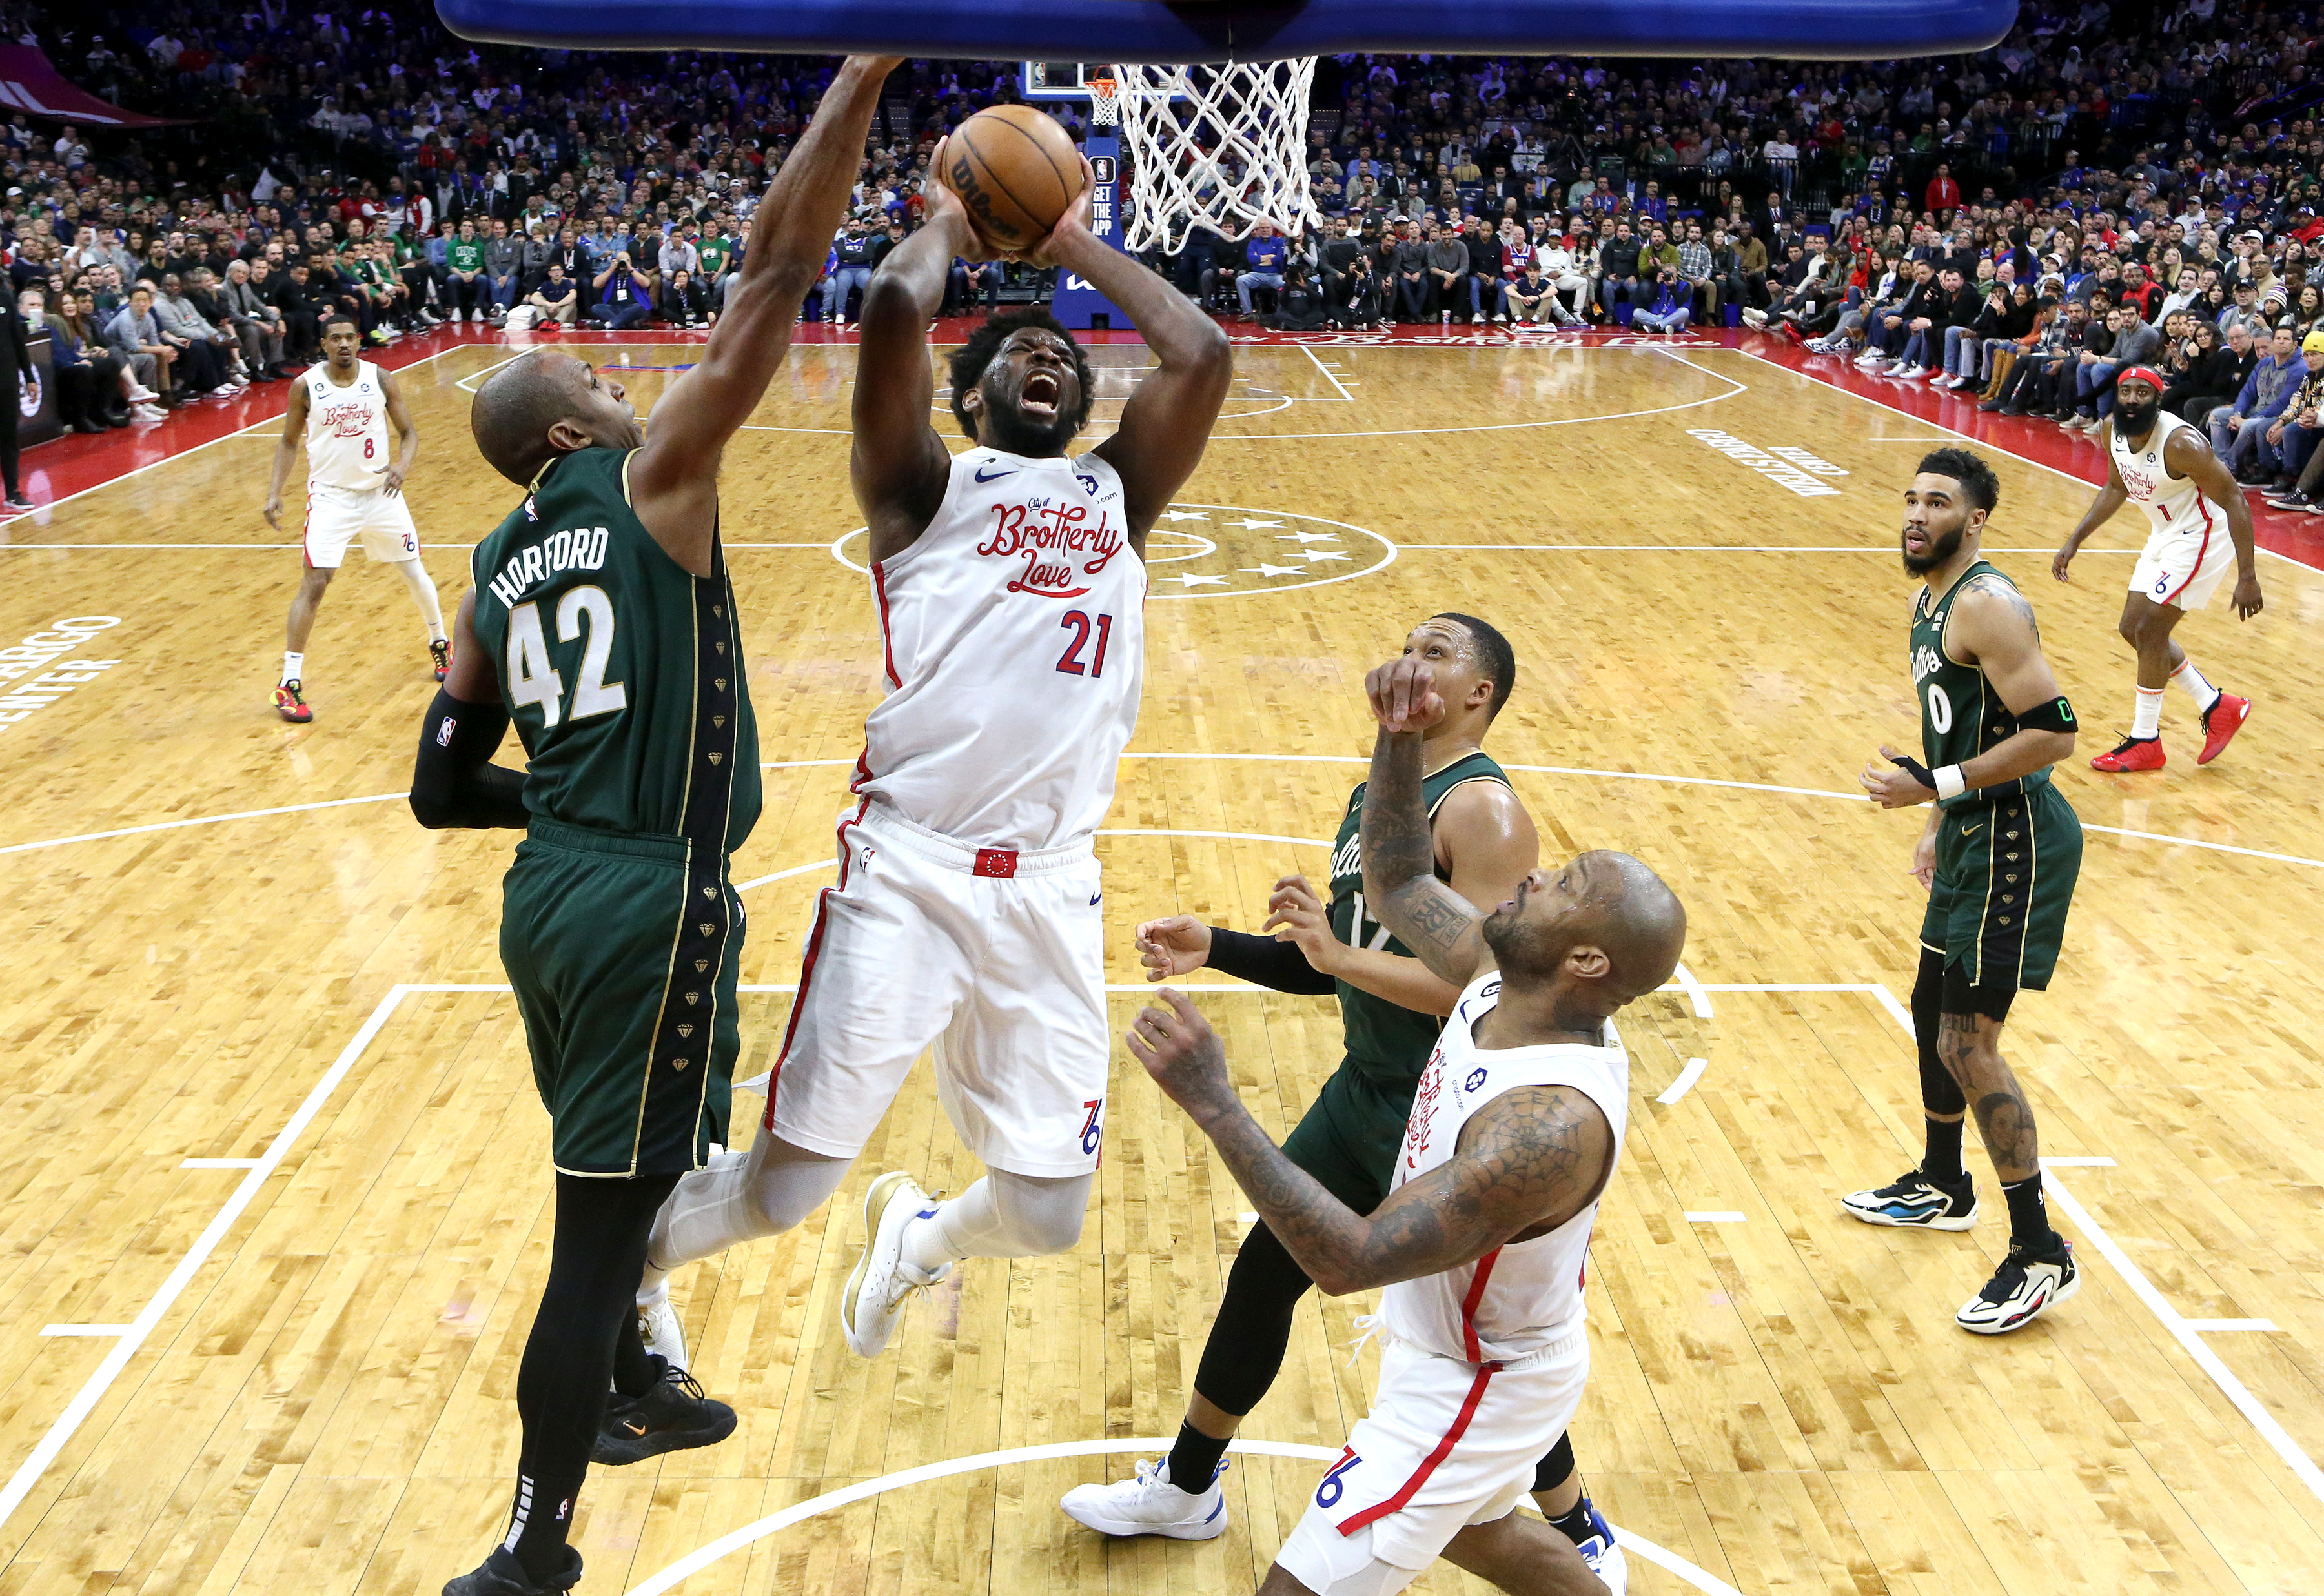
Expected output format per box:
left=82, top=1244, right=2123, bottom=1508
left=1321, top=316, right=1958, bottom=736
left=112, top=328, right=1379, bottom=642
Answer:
left=1060, top=1457, right=1228, bottom=1540
left=637, top=1280, right=688, bottom=1370
left=1955, top=1238, right=2079, bottom=1334
left=841, top=1171, right=950, bottom=1358
left=1573, top=1499, right=1629, bottom=1595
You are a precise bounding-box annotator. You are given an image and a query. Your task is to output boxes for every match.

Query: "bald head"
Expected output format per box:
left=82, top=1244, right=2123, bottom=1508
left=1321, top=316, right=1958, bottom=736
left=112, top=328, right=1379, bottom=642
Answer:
left=1575, top=852, right=1687, bottom=1005
left=1483, top=849, right=1686, bottom=1019
left=471, top=350, right=602, bottom=486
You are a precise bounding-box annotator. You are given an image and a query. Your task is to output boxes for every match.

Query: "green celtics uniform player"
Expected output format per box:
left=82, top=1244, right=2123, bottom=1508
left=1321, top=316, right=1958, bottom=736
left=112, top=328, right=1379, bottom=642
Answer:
left=408, top=56, right=899, bottom=1596
left=1851, top=447, right=2086, bottom=1337
left=1059, top=616, right=1632, bottom=1591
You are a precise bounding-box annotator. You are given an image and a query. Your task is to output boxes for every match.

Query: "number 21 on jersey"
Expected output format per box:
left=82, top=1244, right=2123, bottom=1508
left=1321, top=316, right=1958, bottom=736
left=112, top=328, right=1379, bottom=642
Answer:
left=507, top=587, right=627, bottom=729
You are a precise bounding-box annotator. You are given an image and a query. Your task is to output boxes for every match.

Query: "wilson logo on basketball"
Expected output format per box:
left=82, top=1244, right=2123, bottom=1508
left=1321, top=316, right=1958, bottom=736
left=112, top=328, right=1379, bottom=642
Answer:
left=976, top=499, right=1124, bottom=599
left=946, top=154, right=1021, bottom=246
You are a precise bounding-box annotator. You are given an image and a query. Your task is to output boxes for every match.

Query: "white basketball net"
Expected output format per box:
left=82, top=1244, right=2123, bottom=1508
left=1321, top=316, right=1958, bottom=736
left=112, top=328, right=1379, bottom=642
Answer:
left=1107, top=59, right=1321, bottom=255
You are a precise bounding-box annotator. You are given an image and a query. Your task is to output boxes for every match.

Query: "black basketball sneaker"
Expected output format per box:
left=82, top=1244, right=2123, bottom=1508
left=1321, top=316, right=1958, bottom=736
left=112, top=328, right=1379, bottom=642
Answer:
left=1840, top=1167, right=1977, bottom=1231
left=442, top=1546, right=581, bottom=1596
left=592, top=1358, right=737, bottom=1465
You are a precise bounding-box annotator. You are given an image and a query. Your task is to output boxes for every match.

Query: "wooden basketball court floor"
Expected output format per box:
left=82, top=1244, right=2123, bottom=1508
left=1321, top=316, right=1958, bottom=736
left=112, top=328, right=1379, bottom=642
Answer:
left=2, top=327, right=2322, bottom=1596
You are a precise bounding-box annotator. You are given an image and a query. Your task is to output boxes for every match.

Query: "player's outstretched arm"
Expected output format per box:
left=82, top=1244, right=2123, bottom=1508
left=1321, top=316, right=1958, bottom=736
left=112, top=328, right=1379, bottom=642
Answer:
left=2168, top=426, right=2263, bottom=619
left=1359, top=658, right=1493, bottom=987
left=1032, top=163, right=1234, bottom=540
left=1129, top=990, right=1610, bottom=1295
left=410, top=591, right=529, bottom=830
left=852, top=168, right=979, bottom=556
left=261, top=379, right=309, bottom=530
left=628, top=56, right=899, bottom=572
left=2053, top=443, right=2126, bottom=582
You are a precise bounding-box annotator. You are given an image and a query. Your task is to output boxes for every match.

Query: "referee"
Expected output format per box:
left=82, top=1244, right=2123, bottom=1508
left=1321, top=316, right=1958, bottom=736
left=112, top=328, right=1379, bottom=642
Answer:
left=1059, top=614, right=1626, bottom=1586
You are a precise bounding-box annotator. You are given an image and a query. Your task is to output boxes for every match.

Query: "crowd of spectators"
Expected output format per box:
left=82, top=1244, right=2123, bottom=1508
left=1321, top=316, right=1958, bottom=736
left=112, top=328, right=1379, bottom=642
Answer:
left=0, top=0, right=2313, bottom=522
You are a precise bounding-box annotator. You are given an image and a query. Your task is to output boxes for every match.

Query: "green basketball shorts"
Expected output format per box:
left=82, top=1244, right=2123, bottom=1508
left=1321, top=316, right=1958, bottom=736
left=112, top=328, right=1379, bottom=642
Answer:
left=499, top=818, right=741, bottom=1177
left=1920, top=779, right=2081, bottom=995
left=1282, top=1059, right=1423, bottom=1216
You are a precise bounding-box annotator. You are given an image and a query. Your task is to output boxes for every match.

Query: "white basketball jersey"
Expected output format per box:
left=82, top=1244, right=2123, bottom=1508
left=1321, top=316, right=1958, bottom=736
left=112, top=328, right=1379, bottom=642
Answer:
left=2110, top=409, right=2208, bottom=537
left=304, top=361, right=392, bottom=490
left=854, top=446, right=1146, bottom=853
left=1381, top=973, right=1629, bottom=1365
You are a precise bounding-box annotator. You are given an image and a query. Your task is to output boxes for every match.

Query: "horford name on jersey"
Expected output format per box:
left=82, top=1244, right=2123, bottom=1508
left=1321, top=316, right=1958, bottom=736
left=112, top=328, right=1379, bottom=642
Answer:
left=486, top=524, right=613, bottom=609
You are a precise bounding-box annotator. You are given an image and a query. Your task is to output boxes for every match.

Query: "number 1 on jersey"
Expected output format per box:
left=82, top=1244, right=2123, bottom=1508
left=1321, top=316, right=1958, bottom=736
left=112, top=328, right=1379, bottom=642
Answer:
left=1055, top=611, right=1113, bottom=679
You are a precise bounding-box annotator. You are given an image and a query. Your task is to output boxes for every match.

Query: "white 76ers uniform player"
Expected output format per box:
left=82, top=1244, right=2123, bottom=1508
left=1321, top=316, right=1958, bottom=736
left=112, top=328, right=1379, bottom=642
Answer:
left=2112, top=399, right=2234, bottom=609
left=264, top=323, right=442, bottom=725
left=634, top=166, right=1232, bottom=1371
left=2055, top=362, right=2260, bottom=774
left=1275, top=976, right=1628, bottom=1596
left=301, top=359, right=419, bottom=569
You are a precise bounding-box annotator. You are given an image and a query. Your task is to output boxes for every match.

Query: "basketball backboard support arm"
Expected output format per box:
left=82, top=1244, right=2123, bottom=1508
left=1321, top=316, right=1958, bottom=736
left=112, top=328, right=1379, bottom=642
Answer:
left=436, top=0, right=2019, bottom=60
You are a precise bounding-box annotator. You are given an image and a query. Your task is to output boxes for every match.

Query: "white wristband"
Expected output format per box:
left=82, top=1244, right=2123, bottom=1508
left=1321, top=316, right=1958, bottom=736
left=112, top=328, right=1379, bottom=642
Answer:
left=1933, top=764, right=1967, bottom=801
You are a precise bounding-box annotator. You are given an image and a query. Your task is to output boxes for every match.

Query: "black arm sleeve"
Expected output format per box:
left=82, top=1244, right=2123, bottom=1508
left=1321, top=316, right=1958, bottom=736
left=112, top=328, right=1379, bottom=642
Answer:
left=1203, top=926, right=1338, bottom=996
left=409, top=688, right=532, bottom=829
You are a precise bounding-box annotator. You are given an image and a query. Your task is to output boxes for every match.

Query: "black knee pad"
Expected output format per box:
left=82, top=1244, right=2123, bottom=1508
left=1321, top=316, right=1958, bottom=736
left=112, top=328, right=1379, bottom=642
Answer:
left=1913, top=948, right=1967, bottom=1115
left=1532, top=1431, right=1576, bottom=1495
left=1941, top=960, right=2017, bottom=1024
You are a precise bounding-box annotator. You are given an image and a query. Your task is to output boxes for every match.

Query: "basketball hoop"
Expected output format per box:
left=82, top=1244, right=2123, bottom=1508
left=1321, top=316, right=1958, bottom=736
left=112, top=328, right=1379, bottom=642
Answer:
left=1087, top=72, right=1119, bottom=128
left=1106, top=59, right=1321, bottom=255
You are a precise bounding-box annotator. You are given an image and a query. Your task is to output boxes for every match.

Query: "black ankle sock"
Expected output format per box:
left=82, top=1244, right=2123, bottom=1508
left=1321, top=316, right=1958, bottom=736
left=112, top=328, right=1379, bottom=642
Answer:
left=611, top=1311, right=660, bottom=1399
left=1922, top=1118, right=1967, bottom=1186
left=505, top=1464, right=586, bottom=1581
left=2001, top=1173, right=2055, bottom=1251
left=1547, top=1499, right=1596, bottom=1546
left=1165, top=1421, right=1230, bottom=1493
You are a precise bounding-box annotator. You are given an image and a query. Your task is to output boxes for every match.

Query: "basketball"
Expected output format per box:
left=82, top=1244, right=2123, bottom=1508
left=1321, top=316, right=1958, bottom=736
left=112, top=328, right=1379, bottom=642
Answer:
left=939, top=104, right=1085, bottom=254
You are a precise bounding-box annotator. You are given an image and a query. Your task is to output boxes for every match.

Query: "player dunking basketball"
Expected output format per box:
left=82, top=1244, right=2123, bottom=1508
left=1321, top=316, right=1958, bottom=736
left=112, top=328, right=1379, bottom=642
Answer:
left=264, top=310, right=442, bottom=723
left=637, top=148, right=1232, bottom=1362
left=2052, top=365, right=2263, bottom=773
left=407, top=58, right=898, bottom=1596
left=1852, top=449, right=2086, bottom=1334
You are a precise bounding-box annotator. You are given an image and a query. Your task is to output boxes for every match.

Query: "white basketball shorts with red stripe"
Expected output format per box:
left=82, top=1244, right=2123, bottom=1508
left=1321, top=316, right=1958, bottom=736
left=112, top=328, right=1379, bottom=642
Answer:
left=1275, top=1328, right=1589, bottom=1592
left=764, top=800, right=1110, bottom=1178
left=2128, top=507, right=2235, bottom=611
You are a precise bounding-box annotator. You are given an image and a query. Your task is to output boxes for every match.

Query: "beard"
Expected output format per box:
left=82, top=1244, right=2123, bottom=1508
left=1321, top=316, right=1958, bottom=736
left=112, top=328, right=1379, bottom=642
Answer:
left=1901, top=520, right=1966, bottom=576
left=981, top=400, right=1081, bottom=458
left=2112, top=398, right=2160, bottom=438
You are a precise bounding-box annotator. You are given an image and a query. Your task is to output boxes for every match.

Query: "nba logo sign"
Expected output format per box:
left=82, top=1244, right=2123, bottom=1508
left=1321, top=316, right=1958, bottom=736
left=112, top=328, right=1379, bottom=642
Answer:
left=1090, top=156, right=1117, bottom=185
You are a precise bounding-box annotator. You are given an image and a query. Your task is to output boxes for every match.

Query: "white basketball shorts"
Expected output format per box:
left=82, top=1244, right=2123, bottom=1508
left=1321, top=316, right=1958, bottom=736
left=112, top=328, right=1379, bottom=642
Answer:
left=2128, top=505, right=2234, bottom=611
left=764, top=800, right=1110, bottom=1178
left=304, top=481, right=419, bottom=569
left=1276, top=1329, right=1589, bottom=1589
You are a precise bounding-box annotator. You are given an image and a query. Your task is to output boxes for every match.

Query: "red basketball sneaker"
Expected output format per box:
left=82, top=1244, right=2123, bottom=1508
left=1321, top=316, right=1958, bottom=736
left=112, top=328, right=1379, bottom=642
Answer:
left=2196, top=693, right=2251, bottom=765
left=2090, top=734, right=2164, bottom=773
left=274, top=681, right=312, bottom=723
left=430, top=638, right=451, bottom=682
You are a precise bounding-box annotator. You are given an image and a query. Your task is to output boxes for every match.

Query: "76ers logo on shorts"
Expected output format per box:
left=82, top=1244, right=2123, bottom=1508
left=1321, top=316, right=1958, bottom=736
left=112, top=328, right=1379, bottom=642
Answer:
left=1079, top=1098, right=1105, bottom=1157
left=1315, top=1446, right=1363, bottom=1508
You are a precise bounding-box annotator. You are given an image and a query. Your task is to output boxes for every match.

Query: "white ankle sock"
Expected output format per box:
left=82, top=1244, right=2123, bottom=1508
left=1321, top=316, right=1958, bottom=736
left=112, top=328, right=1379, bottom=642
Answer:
left=2169, top=657, right=2221, bottom=712
left=2132, top=685, right=2165, bottom=740
left=281, top=651, right=303, bottom=685
left=902, top=1171, right=1092, bottom=1270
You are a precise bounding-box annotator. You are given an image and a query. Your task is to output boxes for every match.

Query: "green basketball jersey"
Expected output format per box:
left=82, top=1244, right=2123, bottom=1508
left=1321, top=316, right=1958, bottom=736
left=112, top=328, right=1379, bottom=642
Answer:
left=470, top=447, right=762, bottom=853
left=1909, top=558, right=2053, bottom=811
left=1325, top=749, right=1511, bottom=1084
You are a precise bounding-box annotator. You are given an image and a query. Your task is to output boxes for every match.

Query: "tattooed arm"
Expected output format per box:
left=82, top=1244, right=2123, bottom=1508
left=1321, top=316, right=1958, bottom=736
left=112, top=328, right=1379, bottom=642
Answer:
left=1126, top=991, right=1612, bottom=1295
left=1358, top=657, right=1496, bottom=987
left=1942, top=574, right=2077, bottom=785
